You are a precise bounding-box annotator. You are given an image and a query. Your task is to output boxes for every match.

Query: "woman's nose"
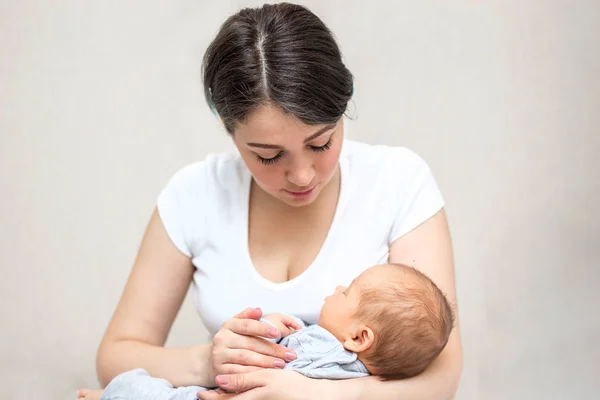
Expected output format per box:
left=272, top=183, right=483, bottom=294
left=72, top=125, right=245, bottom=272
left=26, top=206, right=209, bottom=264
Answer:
left=286, top=159, right=315, bottom=187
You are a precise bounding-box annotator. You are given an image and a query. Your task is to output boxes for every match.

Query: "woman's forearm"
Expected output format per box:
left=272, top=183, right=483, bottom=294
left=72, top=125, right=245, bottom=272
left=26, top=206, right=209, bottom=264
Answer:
left=326, top=332, right=463, bottom=400
left=96, top=339, right=214, bottom=388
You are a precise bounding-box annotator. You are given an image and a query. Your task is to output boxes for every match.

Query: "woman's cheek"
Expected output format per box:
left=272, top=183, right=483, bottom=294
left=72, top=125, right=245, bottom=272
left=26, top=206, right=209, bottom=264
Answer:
left=319, top=147, right=342, bottom=179
left=252, top=164, right=282, bottom=192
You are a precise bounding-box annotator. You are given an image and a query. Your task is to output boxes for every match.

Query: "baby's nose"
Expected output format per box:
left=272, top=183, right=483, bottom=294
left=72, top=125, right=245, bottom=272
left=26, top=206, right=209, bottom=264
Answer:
left=335, top=285, right=346, bottom=294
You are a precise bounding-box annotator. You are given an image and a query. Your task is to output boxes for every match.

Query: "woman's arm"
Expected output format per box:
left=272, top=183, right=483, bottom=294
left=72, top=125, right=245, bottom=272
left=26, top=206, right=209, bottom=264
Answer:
left=325, top=335, right=461, bottom=400
left=96, top=209, right=213, bottom=388
left=328, top=208, right=462, bottom=399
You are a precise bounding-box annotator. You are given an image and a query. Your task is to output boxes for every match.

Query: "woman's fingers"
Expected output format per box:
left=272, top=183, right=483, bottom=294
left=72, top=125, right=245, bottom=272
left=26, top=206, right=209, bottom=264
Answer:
left=211, top=308, right=297, bottom=378
left=215, top=369, right=275, bottom=394
left=224, top=348, right=286, bottom=369
left=225, top=318, right=280, bottom=339
left=216, top=336, right=296, bottom=369
left=234, top=307, right=263, bottom=320
left=243, top=336, right=296, bottom=362
left=218, top=363, right=265, bottom=375
left=197, top=389, right=234, bottom=399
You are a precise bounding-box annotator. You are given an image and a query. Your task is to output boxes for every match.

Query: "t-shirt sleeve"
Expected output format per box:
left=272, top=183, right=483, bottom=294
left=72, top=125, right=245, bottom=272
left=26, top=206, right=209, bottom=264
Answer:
left=388, top=149, right=445, bottom=243
left=156, top=162, right=206, bottom=258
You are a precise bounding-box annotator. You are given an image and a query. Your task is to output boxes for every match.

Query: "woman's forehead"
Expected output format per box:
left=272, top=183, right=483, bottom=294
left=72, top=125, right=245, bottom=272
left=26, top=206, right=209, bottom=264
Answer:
left=234, top=104, right=335, bottom=143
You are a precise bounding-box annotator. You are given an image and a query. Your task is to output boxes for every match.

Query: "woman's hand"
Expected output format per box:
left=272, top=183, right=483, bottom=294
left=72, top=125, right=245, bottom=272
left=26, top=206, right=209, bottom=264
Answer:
left=197, top=370, right=330, bottom=400
left=209, top=308, right=298, bottom=383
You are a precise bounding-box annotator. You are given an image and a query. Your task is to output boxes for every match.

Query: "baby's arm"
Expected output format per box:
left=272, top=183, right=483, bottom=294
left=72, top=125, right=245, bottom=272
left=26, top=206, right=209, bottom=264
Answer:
left=262, top=313, right=305, bottom=339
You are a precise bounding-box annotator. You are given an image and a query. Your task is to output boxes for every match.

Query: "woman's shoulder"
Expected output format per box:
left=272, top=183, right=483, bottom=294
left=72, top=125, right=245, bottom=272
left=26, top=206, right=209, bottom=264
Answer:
left=341, top=140, right=444, bottom=241
left=156, top=151, right=245, bottom=256
left=158, top=150, right=246, bottom=219
left=164, top=150, right=245, bottom=193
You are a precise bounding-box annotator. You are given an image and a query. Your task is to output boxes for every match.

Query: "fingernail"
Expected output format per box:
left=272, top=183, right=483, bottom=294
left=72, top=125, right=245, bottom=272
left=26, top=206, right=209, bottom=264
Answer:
left=216, top=376, right=229, bottom=386
left=285, top=351, right=296, bottom=361
left=274, top=359, right=285, bottom=368
left=268, top=327, right=279, bottom=338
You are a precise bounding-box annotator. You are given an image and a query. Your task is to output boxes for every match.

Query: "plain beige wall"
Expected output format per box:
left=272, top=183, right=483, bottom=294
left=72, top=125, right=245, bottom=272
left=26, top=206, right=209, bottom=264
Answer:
left=1, top=1, right=599, bottom=399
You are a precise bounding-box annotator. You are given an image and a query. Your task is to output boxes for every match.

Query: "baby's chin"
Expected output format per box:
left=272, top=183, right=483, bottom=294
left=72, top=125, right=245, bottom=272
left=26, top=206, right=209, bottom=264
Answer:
left=317, top=315, right=332, bottom=331
left=317, top=316, right=326, bottom=328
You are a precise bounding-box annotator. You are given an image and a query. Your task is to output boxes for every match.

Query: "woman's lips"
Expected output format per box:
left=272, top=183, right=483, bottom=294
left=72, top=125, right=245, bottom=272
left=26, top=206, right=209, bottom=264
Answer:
left=284, top=186, right=315, bottom=198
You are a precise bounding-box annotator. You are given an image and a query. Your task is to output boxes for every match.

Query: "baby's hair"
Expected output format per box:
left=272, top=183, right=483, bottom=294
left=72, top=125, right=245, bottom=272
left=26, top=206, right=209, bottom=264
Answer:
left=355, top=264, right=455, bottom=381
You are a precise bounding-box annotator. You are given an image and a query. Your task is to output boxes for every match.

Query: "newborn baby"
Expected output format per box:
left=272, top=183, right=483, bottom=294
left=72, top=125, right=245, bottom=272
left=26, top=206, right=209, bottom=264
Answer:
left=78, top=263, right=454, bottom=399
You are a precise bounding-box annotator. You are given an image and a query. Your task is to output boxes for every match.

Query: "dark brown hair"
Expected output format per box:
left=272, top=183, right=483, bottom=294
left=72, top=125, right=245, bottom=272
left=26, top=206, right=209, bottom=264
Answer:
left=356, top=264, right=455, bottom=381
left=202, top=2, right=353, bottom=133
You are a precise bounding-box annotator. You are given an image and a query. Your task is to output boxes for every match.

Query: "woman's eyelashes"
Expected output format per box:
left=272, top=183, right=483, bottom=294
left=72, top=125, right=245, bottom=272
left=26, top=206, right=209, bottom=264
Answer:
left=309, top=139, right=332, bottom=153
left=256, top=139, right=333, bottom=165
left=256, top=152, right=283, bottom=165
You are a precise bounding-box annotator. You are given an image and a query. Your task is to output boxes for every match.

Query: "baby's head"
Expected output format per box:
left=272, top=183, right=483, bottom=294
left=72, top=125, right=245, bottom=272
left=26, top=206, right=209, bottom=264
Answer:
left=318, top=263, right=454, bottom=380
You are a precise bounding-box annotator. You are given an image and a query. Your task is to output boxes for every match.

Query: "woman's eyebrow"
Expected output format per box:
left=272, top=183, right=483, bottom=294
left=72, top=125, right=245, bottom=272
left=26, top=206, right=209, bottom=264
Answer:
left=247, top=123, right=336, bottom=149
left=302, top=123, right=337, bottom=143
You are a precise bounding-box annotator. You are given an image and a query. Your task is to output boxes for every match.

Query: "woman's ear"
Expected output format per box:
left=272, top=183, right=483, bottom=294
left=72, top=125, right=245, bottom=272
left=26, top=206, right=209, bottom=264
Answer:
left=343, top=324, right=375, bottom=353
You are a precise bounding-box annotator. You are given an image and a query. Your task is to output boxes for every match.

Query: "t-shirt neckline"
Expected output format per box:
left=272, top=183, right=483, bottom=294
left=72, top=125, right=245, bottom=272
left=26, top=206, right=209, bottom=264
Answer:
left=238, top=145, right=349, bottom=291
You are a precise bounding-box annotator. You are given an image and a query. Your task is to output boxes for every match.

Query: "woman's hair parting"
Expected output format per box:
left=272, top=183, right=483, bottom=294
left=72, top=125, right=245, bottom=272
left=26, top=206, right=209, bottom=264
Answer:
left=202, top=2, right=354, bottom=133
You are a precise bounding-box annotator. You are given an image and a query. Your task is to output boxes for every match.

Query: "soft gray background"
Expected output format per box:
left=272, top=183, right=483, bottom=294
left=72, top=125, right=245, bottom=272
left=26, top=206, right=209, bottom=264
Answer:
left=1, top=1, right=598, bottom=399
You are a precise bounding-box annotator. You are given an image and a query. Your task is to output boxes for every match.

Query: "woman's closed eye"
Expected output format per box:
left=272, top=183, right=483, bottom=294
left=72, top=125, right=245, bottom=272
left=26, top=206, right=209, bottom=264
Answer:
left=255, top=138, right=333, bottom=165
left=256, top=152, right=283, bottom=165
left=309, top=138, right=332, bottom=153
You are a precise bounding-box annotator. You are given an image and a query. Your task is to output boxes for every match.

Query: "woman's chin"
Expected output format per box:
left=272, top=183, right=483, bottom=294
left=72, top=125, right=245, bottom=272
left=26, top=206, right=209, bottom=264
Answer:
left=281, top=196, right=316, bottom=207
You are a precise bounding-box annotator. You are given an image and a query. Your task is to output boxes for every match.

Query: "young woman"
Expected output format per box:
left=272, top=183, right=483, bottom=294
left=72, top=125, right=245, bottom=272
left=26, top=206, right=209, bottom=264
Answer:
left=89, top=3, right=462, bottom=399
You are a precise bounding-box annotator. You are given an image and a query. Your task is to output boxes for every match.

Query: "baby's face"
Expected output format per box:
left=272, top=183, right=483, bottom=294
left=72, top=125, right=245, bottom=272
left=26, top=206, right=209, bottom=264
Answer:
left=318, top=265, right=387, bottom=342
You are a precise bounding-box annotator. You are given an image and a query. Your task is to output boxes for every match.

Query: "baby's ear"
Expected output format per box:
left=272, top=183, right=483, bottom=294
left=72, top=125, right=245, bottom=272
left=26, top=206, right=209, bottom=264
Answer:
left=343, top=324, right=375, bottom=353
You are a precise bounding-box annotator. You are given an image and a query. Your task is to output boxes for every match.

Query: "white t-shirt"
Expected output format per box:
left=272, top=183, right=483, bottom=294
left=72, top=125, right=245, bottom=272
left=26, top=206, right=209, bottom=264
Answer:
left=157, top=140, right=444, bottom=336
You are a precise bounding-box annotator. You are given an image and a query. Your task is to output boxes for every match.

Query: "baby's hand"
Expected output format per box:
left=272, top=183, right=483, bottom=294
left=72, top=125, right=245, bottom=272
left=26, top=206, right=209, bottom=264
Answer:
left=263, top=313, right=303, bottom=338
